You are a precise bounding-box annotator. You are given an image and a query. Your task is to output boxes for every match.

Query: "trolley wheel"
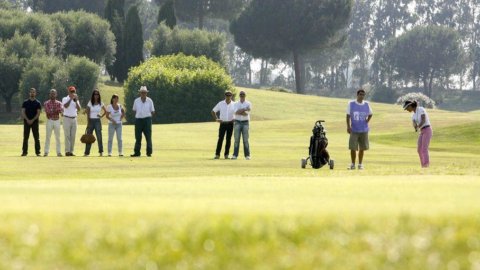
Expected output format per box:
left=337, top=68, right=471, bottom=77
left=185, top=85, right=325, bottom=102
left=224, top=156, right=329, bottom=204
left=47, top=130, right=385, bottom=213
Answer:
left=329, top=159, right=334, bottom=170
left=301, top=158, right=307, bottom=169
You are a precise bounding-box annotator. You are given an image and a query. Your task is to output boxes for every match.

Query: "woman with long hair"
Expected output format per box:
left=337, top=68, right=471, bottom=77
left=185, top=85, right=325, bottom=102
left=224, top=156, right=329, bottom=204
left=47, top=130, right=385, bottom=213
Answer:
left=403, top=100, right=433, bottom=168
left=105, top=94, right=125, bottom=156
left=84, top=89, right=106, bottom=156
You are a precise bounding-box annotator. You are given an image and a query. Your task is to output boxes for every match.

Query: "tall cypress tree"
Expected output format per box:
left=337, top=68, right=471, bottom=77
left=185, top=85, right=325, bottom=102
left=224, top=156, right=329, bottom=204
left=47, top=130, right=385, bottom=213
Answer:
left=157, top=0, right=176, bottom=29
left=105, top=0, right=126, bottom=82
left=125, top=6, right=144, bottom=75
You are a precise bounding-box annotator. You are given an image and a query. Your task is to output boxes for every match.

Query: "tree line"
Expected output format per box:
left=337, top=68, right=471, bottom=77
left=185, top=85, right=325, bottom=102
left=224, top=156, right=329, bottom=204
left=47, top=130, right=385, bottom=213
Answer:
left=2, top=0, right=480, bottom=109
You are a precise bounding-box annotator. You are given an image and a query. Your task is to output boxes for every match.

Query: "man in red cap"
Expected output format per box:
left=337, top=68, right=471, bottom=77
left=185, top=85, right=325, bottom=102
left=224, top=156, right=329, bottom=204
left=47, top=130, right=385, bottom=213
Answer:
left=62, top=86, right=81, bottom=156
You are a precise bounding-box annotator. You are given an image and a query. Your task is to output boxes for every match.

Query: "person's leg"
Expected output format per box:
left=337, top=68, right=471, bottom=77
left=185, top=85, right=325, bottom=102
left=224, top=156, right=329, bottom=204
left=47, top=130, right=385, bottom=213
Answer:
left=233, top=121, right=241, bottom=157
left=243, top=122, right=250, bottom=157
left=224, top=122, right=234, bottom=158
left=63, top=118, right=71, bottom=154
left=133, top=118, right=142, bottom=155
left=145, top=118, right=152, bottom=156
left=349, top=133, right=358, bottom=166
left=53, top=120, right=61, bottom=155
left=22, top=121, right=30, bottom=155
left=358, top=133, right=369, bottom=166
left=84, top=120, right=95, bottom=155
left=420, top=128, right=433, bottom=167
left=44, top=119, right=53, bottom=155
left=94, top=119, right=103, bottom=154
left=32, top=120, right=41, bottom=155
left=70, top=119, right=77, bottom=154
left=358, top=150, right=364, bottom=164
left=215, top=123, right=227, bottom=157
left=117, top=124, right=123, bottom=155
left=108, top=123, right=114, bottom=155
left=417, top=132, right=424, bottom=167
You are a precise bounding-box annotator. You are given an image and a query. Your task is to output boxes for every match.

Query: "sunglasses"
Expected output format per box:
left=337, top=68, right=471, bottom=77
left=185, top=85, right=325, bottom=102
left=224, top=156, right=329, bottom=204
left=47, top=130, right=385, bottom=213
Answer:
left=225, top=94, right=232, bottom=97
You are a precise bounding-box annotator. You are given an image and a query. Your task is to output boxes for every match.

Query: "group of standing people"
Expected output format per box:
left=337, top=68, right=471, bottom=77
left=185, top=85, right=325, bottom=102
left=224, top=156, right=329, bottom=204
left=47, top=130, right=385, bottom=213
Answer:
left=211, top=90, right=252, bottom=160
left=22, top=86, right=129, bottom=157
left=346, top=88, right=432, bottom=169
left=21, top=85, right=430, bottom=168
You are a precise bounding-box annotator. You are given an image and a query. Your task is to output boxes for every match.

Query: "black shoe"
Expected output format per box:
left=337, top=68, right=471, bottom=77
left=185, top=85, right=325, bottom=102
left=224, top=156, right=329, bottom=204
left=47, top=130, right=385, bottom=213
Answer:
left=147, top=154, right=151, bottom=157
left=130, top=154, right=141, bottom=157
left=21, top=153, right=27, bottom=156
left=65, top=152, right=71, bottom=156
left=36, top=153, right=41, bottom=157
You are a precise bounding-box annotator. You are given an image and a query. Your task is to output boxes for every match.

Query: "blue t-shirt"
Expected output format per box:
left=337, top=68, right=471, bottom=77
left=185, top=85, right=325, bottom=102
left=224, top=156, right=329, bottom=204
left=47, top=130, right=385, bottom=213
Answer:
left=347, top=101, right=372, bottom=133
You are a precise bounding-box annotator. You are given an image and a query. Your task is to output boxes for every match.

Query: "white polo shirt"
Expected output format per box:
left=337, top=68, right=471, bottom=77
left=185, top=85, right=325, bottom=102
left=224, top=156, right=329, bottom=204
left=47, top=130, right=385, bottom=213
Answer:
left=212, top=100, right=235, bottom=122
left=62, top=96, right=80, bottom=117
left=412, top=107, right=431, bottom=129
left=233, top=100, right=252, bottom=121
left=132, top=97, right=155, bottom=119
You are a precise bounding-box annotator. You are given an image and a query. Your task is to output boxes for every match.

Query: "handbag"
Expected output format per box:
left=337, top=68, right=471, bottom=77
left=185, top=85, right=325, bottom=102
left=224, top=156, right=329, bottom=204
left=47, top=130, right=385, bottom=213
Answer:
left=80, top=128, right=96, bottom=144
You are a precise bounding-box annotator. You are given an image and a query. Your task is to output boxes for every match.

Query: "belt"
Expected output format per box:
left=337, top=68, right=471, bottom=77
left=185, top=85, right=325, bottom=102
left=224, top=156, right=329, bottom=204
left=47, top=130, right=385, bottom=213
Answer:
left=63, top=115, right=76, bottom=119
left=235, top=120, right=249, bottom=123
left=221, top=120, right=233, bottom=123
left=421, top=125, right=430, bottom=130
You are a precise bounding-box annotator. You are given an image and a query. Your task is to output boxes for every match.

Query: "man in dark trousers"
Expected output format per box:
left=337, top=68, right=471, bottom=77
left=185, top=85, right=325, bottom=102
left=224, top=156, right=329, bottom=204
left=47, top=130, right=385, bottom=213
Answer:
left=211, top=90, right=235, bottom=159
left=21, top=88, right=42, bottom=156
left=131, top=86, right=155, bottom=157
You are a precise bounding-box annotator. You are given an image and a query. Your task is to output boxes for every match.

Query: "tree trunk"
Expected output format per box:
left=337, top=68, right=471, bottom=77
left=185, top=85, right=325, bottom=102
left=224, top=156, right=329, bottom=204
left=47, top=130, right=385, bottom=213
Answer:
left=198, top=0, right=205, bottom=29
left=5, top=96, right=12, bottom=113
left=293, top=51, right=304, bottom=94
left=428, top=70, right=435, bottom=97
left=422, top=76, right=429, bottom=95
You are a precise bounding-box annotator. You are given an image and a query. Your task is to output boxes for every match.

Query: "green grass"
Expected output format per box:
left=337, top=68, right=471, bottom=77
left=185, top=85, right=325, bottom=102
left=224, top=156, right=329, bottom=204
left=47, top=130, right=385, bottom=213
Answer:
left=0, top=84, right=479, bottom=269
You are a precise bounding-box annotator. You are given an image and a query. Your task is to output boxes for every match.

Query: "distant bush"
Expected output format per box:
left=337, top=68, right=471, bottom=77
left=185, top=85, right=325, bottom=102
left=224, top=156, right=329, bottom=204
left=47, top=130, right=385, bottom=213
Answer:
left=124, top=54, right=235, bottom=124
left=396, top=92, right=436, bottom=109
left=371, top=85, right=398, bottom=104
left=151, top=23, right=226, bottom=66
left=19, top=55, right=100, bottom=104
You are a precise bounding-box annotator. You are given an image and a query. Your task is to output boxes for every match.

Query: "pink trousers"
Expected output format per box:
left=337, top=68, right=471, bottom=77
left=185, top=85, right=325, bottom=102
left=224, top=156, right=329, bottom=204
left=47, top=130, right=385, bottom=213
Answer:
left=417, top=126, right=432, bottom=168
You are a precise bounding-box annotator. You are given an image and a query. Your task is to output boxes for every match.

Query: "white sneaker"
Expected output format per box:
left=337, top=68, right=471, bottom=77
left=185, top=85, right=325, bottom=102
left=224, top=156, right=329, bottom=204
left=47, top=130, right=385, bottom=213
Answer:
left=348, top=164, right=355, bottom=170
left=245, top=156, right=251, bottom=160
left=231, top=156, right=237, bottom=160
left=358, top=164, right=364, bottom=170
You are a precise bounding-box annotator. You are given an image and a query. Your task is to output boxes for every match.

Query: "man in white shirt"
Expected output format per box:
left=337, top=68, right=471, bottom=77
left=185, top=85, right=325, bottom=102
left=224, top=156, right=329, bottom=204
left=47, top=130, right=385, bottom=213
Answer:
left=62, top=86, right=81, bottom=156
left=232, top=90, right=252, bottom=160
left=131, top=86, right=155, bottom=157
left=211, top=90, right=235, bottom=159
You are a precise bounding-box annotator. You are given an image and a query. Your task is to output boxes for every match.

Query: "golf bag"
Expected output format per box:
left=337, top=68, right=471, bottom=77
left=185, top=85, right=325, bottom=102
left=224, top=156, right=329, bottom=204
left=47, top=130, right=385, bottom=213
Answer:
left=301, top=120, right=334, bottom=169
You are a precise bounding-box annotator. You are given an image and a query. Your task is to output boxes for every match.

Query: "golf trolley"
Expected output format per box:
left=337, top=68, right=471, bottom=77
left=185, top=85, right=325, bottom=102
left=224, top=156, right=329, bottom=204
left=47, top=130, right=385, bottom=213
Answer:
left=301, top=120, right=334, bottom=170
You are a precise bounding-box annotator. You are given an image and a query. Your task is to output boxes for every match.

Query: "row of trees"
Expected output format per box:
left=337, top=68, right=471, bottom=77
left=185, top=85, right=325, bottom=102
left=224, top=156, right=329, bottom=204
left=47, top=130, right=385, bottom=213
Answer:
left=0, top=9, right=114, bottom=112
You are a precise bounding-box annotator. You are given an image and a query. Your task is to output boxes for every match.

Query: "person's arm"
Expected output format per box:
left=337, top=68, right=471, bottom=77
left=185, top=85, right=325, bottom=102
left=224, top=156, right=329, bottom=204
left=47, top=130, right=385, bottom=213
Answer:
left=366, top=114, right=372, bottom=123
left=99, top=104, right=107, bottom=118
left=75, top=98, right=81, bottom=111
left=120, top=106, right=126, bottom=122
left=64, top=97, right=72, bottom=108
left=150, top=99, right=155, bottom=116
left=21, top=108, right=31, bottom=125
left=346, top=114, right=351, bottom=134
left=32, top=106, right=41, bottom=122
left=105, top=106, right=112, bottom=122
left=418, top=114, right=426, bottom=128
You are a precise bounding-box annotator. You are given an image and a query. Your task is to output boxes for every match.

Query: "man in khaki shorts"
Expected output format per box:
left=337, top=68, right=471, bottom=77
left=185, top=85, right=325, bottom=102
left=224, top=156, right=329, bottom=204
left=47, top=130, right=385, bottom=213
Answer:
left=346, top=89, right=372, bottom=170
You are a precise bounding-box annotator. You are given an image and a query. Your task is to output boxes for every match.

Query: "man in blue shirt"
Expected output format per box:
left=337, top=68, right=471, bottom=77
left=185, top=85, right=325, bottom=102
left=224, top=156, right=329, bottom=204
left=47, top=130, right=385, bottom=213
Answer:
left=21, top=88, right=42, bottom=156
left=346, top=89, right=373, bottom=170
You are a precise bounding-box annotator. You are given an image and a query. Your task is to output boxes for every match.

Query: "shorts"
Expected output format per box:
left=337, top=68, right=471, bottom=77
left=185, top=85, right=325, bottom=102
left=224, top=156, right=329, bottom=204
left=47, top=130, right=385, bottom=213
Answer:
left=349, top=132, right=369, bottom=151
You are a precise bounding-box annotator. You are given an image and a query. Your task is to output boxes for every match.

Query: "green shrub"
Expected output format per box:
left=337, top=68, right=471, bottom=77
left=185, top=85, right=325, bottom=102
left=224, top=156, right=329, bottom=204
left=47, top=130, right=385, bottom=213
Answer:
left=19, top=55, right=100, bottom=105
left=64, top=55, right=100, bottom=104
left=124, top=54, right=235, bottom=124
left=19, top=56, right=63, bottom=103
left=151, top=24, right=226, bottom=66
